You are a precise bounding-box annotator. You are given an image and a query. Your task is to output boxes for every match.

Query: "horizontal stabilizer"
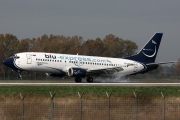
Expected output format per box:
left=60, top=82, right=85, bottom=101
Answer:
left=146, top=61, right=177, bottom=65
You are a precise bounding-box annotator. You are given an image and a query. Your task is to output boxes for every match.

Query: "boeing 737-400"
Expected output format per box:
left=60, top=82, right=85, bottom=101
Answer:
left=2, top=33, right=176, bottom=82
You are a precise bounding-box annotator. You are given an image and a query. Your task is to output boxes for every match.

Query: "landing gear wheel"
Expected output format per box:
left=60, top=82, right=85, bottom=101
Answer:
left=75, top=77, right=82, bottom=83
left=87, top=77, right=93, bottom=83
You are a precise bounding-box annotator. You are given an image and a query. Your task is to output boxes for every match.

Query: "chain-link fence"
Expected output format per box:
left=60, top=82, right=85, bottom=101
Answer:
left=0, top=92, right=180, bottom=120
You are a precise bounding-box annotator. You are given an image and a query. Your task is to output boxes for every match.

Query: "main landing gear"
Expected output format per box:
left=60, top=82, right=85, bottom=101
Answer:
left=75, top=77, right=82, bottom=83
left=86, top=77, right=93, bottom=83
left=74, top=77, right=94, bottom=83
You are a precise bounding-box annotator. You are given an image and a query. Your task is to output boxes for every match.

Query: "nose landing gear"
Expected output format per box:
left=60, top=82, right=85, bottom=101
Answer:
left=18, top=70, right=22, bottom=79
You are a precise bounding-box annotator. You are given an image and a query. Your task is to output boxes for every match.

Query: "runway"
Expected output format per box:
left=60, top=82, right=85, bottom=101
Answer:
left=0, top=83, right=180, bottom=86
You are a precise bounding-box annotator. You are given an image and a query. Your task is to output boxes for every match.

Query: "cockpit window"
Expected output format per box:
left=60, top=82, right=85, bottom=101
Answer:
left=14, top=56, right=20, bottom=59
left=10, top=55, right=15, bottom=58
left=9, top=54, right=20, bottom=59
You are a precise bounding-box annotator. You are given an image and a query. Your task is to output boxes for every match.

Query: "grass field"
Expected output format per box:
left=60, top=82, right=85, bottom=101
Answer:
left=0, top=86, right=180, bottom=98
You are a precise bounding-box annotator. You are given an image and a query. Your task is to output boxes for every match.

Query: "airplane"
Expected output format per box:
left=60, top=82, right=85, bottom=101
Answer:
left=2, top=33, right=176, bottom=83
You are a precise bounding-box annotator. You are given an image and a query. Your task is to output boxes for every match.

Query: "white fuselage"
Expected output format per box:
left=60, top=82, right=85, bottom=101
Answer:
left=14, top=52, right=145, bottom=77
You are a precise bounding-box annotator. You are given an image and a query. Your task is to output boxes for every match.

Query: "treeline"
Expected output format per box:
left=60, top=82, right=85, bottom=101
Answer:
left=0, top=33, right=138, bottom=79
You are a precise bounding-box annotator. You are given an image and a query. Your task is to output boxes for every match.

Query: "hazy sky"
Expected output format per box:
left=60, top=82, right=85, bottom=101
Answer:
left=0, top=0, right=180, bottom=62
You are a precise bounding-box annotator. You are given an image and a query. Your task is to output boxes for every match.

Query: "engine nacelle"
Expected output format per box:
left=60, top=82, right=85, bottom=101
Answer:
left=46, top=73, right=65, bottom=77
left=68, top=68, right=86, bottom=77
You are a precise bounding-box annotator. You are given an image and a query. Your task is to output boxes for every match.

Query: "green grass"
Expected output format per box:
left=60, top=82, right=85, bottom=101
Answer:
left=0, top=86, right=180, bottom=98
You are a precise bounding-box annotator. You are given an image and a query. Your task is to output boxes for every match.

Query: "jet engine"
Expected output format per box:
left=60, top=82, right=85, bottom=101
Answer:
left=68, top=68, right=87, bottom=77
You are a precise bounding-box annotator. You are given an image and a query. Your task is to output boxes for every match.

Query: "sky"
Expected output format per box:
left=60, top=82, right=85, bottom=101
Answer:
left=0, top=0, right=180, bottom=62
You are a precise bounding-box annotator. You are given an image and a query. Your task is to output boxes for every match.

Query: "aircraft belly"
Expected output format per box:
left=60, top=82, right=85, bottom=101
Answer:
left=31, top=65, right=62, bottom=73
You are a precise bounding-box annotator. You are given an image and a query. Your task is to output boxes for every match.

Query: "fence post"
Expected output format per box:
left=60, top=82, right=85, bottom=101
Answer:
left=106, top=91, right=112, bottom=120
left=133, top=91, right=140, bottom=120
left=161, top=92, right=167, bottom=120
left=20, top=93, right=26, bottom=120
left=78, top=91, right=84, bottom=120
left=50, top=91, right=56, bottom=120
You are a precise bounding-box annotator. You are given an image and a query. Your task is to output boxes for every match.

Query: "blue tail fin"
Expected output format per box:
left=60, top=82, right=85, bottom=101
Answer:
left=125, top=33, right=163, bottom=64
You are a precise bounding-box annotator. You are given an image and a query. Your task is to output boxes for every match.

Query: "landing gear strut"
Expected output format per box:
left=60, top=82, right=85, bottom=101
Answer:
left=75, top=77, right=82, bottom=83
left=18, top=71, right=22, bottom=79
left=86, top=77, right=93, bottom=83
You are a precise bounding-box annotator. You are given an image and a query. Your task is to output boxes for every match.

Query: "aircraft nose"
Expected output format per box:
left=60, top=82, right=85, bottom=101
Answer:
left=3, top=58, right=13, bottom=67
left=2, top=58, right=18, bottom=71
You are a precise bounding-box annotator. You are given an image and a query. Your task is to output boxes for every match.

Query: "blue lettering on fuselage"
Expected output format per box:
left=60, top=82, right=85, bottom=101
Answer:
left=45, top=54, right=56, bottom=59
left=45, top=54, right=112, bottom=63
left=57, top=55, right=112, bottom=63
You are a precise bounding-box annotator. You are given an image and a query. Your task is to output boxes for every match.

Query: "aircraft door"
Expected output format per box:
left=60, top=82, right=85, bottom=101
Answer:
left=76, top=54, right=83, bottom=67
left=26, top=54, right=32, bottom=64
left=78, top=60, right=83, bottom=66
left=133, top=62, right=138, bottom=72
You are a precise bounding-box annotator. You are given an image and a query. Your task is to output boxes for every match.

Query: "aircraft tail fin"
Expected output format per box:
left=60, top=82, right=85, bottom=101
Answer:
left=125, top=33, right=163, bottom=64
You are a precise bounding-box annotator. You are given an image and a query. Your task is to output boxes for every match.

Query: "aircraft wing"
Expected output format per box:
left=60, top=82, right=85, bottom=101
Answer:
left=87, top=66, right=124, bottom=75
